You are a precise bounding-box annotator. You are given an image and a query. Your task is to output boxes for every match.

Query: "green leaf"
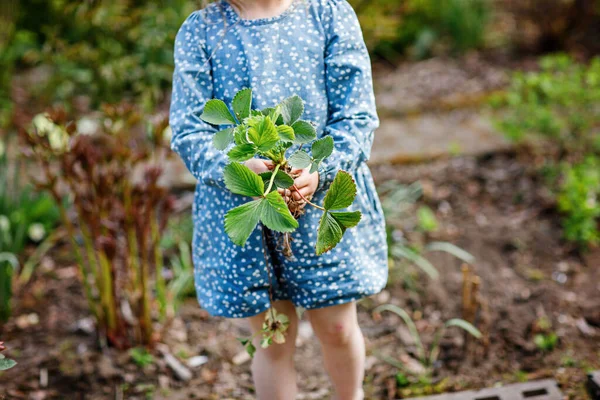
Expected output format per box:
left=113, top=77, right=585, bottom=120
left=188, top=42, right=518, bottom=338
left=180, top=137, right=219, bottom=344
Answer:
left=228, top=143, right=257, bottom=162
left=259, top=170, right=294, bottom=191
left=224, top=199, right=262, bottom=246
left=279, top=95, right=304, bottom=125
left=323, top=171, right=357, bottom=210
left=425, top=242, right=475, bottom=264
left=201, top=99, right=236, bottom=125
left=316, top=211, right=344, bottom=255
left=260, top=336, right=272, bottom=348
left=232, top=88, right=252, bottom=121
left=0, top=356, right=17, bottom=371
left=373, top=304, right=425, bottom=361
left=213, top=127, right=235, bottom=151
left=246, top=342, right=257, bottom=358
left=261, top=107, right=284, bottom=125
left=248, top=117, right=279, bottom=152
left=268, top=106, right=281, bottom=124
left=391, top=245, right=439, bottom=279
left=309, top=159, right=321, bottom=174
left=291, top=120, right=317, bottom=144
left=223, top=162, right=264, bottom=197
left=233, top=125, right=250, bottom=145
left=417, top=206, right=438, bottom=232
left=288, top=150, right=312, bottom=169
left=276, top=125, right=295, bottom=142
left=445, top=319, right=482, bottom=339
left=330, top=211, right=361, bottom=229
left=312, top=136, right=334, bottom=160
left=245, top=114, right=264, bottom=127
left=261, top=191, right=298, bottom=233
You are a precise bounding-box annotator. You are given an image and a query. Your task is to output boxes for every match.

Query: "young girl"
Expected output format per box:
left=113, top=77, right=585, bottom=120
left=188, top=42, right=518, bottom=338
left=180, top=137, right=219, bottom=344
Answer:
left=169, top=0, right=388, bottom=398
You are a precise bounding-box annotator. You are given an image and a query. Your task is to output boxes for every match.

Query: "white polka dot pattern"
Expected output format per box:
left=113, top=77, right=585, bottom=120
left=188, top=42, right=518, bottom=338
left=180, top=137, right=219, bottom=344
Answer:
left=169, top=0, right=388, bottom=318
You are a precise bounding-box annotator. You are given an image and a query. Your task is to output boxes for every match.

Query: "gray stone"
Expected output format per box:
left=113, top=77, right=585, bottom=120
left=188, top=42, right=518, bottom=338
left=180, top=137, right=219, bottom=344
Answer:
left=405, top=379, right=563, bottom=400
left=588, top=371, right=600, bottom=400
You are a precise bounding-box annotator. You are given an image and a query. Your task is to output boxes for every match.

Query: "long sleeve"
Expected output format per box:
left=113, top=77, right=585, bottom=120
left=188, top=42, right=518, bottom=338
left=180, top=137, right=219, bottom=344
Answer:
left=316, top=0, right=379, bottom=192
left=169, top=11, right=228, bottom=188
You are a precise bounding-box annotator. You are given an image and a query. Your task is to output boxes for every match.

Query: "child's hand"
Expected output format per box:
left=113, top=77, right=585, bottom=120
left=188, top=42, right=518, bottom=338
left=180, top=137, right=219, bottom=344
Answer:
left=245, top=159, right=274, bottom=174
left=282, top=168, right=319, bottom=205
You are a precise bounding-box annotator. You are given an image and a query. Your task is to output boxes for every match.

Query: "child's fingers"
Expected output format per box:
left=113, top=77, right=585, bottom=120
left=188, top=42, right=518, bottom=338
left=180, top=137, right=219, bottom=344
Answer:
left=278, top=188, right=292, bottom=202
left=263, top=160, right=275, bottom=170
left=294, top=171, right=315, bottom=188
left=291, top=186, right=314, bottom=201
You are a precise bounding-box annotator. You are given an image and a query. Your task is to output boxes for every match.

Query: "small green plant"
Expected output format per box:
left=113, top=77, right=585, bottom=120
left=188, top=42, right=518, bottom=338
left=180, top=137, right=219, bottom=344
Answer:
left=203, top=89, right=361, bottom=353
left=373, top=304, right=481, bottom=380
left=557, top=157, right=600, bottom=246
left=534, top=333, right=558, bottom=352
left=238, top=308, right=290, bottom=358
left=532, top=316, right=558, bottom=352
left=166, top=240, right=195, bottom=318
left=513, top=370, right=529, bottom=383
left=0, top=341, right=17, bottom=371
left=560, top=353, right=578, bottom=368
left=129, top=347, right=154, bottom=368
left=380, top=181, right=475, bottom=282
left=417, top=205, right=438, bottom=233
left=396, top=372, right=410, bottom=387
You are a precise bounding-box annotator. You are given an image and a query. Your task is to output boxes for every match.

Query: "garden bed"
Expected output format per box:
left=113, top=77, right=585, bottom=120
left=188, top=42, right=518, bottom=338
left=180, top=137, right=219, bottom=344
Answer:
left=1, top=151, right=599, bottom=399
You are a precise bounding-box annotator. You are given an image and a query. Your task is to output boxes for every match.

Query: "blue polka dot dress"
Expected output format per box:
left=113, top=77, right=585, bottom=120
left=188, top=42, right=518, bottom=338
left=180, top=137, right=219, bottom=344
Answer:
left=169, top=0, right=388, bottom=318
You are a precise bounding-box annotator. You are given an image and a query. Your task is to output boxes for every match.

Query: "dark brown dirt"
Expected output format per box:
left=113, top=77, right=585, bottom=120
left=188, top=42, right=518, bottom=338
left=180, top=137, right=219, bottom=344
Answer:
left=1, top=152, right=599, bottom=400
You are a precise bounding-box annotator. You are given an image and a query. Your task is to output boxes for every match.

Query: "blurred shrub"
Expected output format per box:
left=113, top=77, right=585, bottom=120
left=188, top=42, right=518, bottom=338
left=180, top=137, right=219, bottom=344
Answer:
left=4, top=0, right=200, bottom=110
left=2, top=0, right=493, bottom=112
left=497, top=54, right=600, bottom=158
left=351, top=0, right=491, bottom=60
left=21, top=105, right=176, bottom=348
left=494, top=54, right=600, bottom=246
left=557, top=157, right=600, bottom=246
left=501, top=0, right=600, bottom=54
left=0, top=136, right=59, bottom=321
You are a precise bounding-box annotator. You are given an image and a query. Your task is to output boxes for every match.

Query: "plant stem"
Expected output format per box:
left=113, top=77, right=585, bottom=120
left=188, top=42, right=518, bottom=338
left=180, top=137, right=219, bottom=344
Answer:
left=150, top=208, right=166, bottom=321
left=291, top=184, right=325, bottom=211
left=98, top=250, right=117, bottom=333
left=265, top=163, right=282, bottom=194
left=52, top=190, right=97, bottom=320
left=139, top=228, right=152, bottom=345
left=18, top=229, right=64, bottom=285
left=260, top=229, right=277, bottom=324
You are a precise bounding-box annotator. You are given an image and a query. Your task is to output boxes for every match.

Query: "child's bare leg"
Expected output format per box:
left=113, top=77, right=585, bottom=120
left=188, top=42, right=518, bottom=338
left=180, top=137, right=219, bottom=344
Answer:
left=306, top=302, right=365, bottom=400
left=247, top=300, right=298, bottom=400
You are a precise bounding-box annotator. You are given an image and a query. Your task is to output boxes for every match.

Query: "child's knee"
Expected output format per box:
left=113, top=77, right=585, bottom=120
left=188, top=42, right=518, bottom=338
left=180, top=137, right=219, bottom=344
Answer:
left=313, top=320, right=356, bottom=348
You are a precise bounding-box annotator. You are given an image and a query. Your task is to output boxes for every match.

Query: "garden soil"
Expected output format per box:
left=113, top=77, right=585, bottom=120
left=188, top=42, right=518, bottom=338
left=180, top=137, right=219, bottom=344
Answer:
left=1, top=151, right=599, bottom=399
